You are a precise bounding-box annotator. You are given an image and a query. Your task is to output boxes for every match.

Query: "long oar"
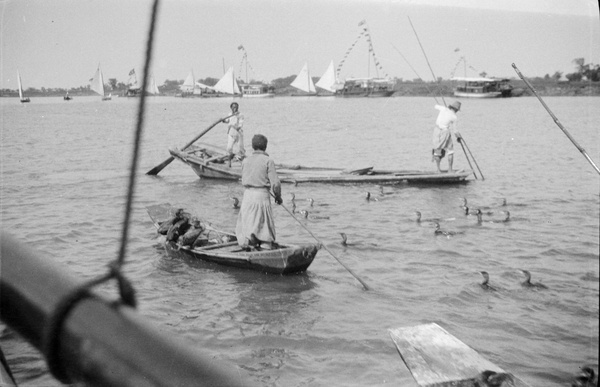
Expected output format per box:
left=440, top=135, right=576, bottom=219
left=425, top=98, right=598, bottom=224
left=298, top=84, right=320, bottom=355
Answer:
left=458, top=140, right=478, bottom=179
left=512, top=63, right=600, bottom=175
left=146, top=114, right=234, bottom=175
left=273, top=194, right=371, bottom=291
left=460, top=138, right=484, bottom=180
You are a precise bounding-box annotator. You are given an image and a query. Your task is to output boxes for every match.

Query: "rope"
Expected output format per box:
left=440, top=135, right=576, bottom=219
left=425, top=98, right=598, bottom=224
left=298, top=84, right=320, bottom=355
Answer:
left=237, top=46, right=258, bottom=82
left=337, top=20, right=388, bottom=79
left=41, top=0, right=161, bottom=382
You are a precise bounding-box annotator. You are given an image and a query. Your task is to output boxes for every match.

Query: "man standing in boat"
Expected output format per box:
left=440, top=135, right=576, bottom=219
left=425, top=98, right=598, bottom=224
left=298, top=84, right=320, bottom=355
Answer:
left=236, top=134, right=283, bottom=250
left=222, top=102, right=245, bottom=167
left=432, top=101, right=463, bottom=173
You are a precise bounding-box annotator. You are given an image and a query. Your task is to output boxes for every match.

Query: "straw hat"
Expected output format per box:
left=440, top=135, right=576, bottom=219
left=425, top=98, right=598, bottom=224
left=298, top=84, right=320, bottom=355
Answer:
left=449, top=101, right=461, bottom=111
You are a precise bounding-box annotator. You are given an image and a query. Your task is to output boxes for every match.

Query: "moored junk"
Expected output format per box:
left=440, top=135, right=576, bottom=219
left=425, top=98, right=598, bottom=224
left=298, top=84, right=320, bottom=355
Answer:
left=335, top=77, right=396, bottom=97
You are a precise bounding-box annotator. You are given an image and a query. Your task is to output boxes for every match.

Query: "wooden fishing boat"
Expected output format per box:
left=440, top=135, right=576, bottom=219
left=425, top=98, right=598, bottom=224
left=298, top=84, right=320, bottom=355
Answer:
left=168, top=143, right=472, bottom=184
left=147, top=203, right=320, bottom=274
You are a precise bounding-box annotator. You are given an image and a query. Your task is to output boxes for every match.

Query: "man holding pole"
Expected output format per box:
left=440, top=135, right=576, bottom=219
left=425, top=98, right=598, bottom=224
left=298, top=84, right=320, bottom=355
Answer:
left=236, top=134, right=282, bottom=250
left=222, top=102, right=245, bottom=167
left=432, top=101, right=462, bottom=173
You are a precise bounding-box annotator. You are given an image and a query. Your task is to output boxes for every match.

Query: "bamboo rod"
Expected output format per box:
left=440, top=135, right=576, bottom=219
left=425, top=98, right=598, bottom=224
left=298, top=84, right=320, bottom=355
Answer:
left=0, top=232, right=251, bottom=387
left=512, top=63, right=600, bottom=175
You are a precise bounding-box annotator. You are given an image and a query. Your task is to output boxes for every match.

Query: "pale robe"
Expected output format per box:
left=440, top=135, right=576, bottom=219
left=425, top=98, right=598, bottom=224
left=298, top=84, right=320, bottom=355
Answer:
left=235, top=150, right=281, bottom=246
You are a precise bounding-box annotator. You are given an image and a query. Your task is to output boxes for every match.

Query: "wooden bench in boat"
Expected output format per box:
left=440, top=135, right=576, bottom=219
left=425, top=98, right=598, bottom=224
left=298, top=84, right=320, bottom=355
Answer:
left=389, top=323, right=532, bottom=387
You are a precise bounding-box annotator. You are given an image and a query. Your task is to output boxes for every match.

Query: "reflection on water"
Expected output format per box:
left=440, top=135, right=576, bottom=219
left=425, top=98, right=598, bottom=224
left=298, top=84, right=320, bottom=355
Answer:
left=0, top=96, right=598, bottom=386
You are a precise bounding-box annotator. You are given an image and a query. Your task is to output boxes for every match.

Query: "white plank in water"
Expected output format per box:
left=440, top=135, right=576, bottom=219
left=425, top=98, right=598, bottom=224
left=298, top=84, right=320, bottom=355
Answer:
left=389, top=323, right=532, bottom=387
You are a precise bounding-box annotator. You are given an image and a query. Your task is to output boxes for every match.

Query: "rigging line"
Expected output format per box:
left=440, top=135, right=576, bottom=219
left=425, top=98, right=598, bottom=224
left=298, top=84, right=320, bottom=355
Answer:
left=390, top=42, right=439, bottom=105
left=117, top=0, right=161, bottom=267
left=407, top=16, right=446, bottom=106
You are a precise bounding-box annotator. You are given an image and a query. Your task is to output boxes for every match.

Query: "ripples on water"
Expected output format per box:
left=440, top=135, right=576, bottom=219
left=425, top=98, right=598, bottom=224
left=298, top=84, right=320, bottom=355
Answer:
left=1, top=96, right=598, bottom=386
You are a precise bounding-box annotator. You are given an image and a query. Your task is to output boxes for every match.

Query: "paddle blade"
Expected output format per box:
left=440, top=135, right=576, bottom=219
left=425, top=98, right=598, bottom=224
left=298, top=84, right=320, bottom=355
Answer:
left=146, top=156, right=174, bottom=175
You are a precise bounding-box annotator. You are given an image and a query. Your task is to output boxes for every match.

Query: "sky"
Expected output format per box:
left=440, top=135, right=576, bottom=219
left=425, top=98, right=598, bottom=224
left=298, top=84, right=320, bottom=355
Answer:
left=1, top=0, right=599, bottom=89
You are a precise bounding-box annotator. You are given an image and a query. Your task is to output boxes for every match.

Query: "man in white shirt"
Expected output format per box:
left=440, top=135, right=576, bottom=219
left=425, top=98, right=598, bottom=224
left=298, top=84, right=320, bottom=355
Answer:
left=432, top=101, right=463, bottom=173
left=222, top=102, right=245, bottom=167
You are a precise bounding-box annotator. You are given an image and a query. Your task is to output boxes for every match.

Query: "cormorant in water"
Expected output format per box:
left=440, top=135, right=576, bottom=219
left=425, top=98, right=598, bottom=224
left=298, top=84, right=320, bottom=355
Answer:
left=434, top=222, right=463, bottom=237
left=476, top=370, right=514, bottom=386
left=365, top=192, right=378, bottom=201
left=479, top=271, right=497, bottom=291
left=571, top=366, right=597, bottom=387
left=299, top=210, right=330, bottom=220
left=340, top=232, right=349, bottom=246
left=230, top=196, right=240, bottom=209
left=520, top=270, right=548, bottom=289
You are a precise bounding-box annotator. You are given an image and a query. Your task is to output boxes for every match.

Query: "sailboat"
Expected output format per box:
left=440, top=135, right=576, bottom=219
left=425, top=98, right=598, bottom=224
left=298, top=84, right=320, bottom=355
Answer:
left=213, top=67, right=241, bottom=96
left=17, top=70, right=30, bottom=103
left=290, top=62, right=317, bottom=96
left=126, top=69, right=141, bottom=97
left=90, top=65, right=112, bottom=101
left=148, top=75, right=160, bottom=95
left=180, top=70, right=199, bottom=97
left=315, top=60, right=337, bottom=95
left=63, top=91, right=73, bottom=101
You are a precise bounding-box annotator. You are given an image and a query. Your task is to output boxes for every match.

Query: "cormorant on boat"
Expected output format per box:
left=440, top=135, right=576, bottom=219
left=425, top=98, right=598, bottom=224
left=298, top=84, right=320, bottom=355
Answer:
left=479, top=271, right=497, bottom=291
left=519, top=270, right=548, bottom=289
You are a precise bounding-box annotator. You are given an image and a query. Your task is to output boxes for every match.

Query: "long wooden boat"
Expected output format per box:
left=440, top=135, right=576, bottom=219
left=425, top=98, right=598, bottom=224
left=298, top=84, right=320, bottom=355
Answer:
left=147, top=203, right=320, bottom=274
left=451, top=77, right=514, bottom=98
left=334, top=78, right=395, bottom=98
left=168, top=143, right=472, bottom=184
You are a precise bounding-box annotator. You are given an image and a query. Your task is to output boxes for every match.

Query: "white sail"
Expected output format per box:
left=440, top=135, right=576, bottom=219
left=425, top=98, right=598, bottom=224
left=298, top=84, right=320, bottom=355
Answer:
left=128, top=69, right=138, bottom=88
left=316, top=60, right=337, bottom=93
left=214, top=67, right=241, bottom=95
left=148, top=75, right=160, bottom=95
left=17, top=70, right=25, bottom=100
left=90, top=66, right=105, bottom=97
left=290, top=62, right=316, bottom=94
left=181, top=70, right=195, bottom=93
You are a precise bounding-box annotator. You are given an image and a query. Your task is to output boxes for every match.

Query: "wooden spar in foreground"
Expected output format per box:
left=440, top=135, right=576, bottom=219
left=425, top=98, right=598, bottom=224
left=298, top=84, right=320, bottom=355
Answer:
left=389, top=323, right=532, bottom=387
left=0, top=232, right=251, bottom=387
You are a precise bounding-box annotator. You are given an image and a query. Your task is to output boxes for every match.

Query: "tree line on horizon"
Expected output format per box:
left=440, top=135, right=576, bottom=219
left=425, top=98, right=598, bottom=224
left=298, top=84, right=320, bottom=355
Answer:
left=2, top=58, right=598, bottom=97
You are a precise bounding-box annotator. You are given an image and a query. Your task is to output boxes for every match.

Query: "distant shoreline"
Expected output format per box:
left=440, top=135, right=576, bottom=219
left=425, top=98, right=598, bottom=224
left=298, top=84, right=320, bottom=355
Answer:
left=3, top=80, right=599, bottom=98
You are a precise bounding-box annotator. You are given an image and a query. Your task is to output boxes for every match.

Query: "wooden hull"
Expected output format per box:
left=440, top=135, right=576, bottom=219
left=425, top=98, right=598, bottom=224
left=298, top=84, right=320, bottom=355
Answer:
left=164, top=241, right=319, bottom=274
left=241, top=93, right=275, bottom=98
left=335, top=90, right=394, bottom=98
left=454, top=91, right=501, bottom=98
left=169, top=143, right=472, bottom=185
left=147, top=203, right=319, bottom=274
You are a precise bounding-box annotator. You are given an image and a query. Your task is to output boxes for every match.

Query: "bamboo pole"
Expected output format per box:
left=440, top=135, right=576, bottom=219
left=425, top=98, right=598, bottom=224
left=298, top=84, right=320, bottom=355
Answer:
left=0, top=232, right=251, bottom=387
left=512, top=63, right=600, bottom=174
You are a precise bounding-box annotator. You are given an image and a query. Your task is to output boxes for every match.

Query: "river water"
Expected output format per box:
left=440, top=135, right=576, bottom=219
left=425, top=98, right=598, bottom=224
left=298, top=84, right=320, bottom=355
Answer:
left=1, top=95, right=598, bottom=386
